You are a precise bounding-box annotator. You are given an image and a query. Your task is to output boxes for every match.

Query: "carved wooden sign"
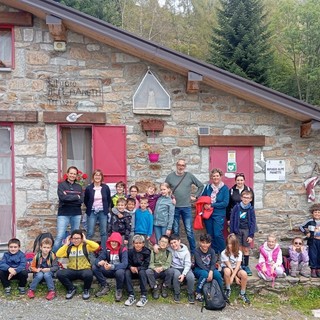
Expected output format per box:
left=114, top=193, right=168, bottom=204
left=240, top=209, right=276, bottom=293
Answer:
left=43, top=112, right=106, bottom=124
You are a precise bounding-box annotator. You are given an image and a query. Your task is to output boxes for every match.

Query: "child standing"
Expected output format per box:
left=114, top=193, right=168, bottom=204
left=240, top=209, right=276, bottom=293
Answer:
left=230, top=190, right=256, bottom=276
left=109, top=198, right=131, bottom=246
left=299, top=203, right=320, bottom=277
left=134, top=197, right=153, bottom=241
left=288, top=237, right=311, bottom=277
left=153, top=183, right=175, bottom=242
left=167, top=234, right=195, bottom=304
left=111, top=181, right=126, bottom=207
left=146, top=235, right=172, bottom=299
left=0, top=238, right=28, bottom=295
left=27, top=238, right=59, bottom=300
left=124, top=235, right=151, bottom=307
left=128, top=185, right=140, bottom=209
left=256, top=233, right=285, bottom=282
left=221, top=233, right=250, bottom=304
left=93, top=232, right=128, bottom=302
left=126, top=197, right=137, bottom=249
left=194, top=234, right=223, bottom=302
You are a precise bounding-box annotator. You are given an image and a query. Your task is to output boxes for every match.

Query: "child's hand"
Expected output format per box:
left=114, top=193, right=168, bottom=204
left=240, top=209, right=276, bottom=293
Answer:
left=104, top=262, right=112, bottom=270
left=82, top=233, right=87, bottom=242
left=118, top=213, right=124, bottom=219
left=207, top=270, right=213, bottom=282
left=153, top=244, right=159, bottom=254
left=235, top=276, right=241, bottom=285
left=172, top=197, right=176, bottom=206
left=8, top=267, right=16, bottom=275
left=130, top=266, right=138, bottom=274
left=65, top=235, right=71, bottom=246
left=154, top=267, right=163, bottom=273
left=98, top=260, right=106, bottom=267
left=262, top=264, right=267, bottom=272
left=41, top=268, right=50, bottom=273
left=166, top=230, right=171, bottom=237
left=178, top=274, right=185, bottom=282
left=247, top=237, right=253, bottom=243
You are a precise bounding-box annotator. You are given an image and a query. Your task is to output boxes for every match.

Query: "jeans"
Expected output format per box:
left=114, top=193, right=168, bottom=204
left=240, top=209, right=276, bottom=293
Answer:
left=92, top=265, right=125, bottom=290
left=173, top=207, right=196, bottom=254
left=30, top=271, right=55, bottom=291
left=56, top=268, right=93, bottom=291
left=204, top=215, right=226, bottom=254
left=193, top=267, right=223, bottom=293
left=125, top=268, right=148, bottom=297
left=167, top=268, right=194, bottom=295
left=52, top=215, right=81, bottom=253
left=0, top=270, right=28, bottom=288
left=146, top=268, right=172, bottom=288
left=87, top=210, right=108, bottom=250
left=154, top=226, right=168, bottom=243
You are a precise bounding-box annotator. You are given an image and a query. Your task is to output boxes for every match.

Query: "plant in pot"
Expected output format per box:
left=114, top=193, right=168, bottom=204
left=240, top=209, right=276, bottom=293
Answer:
left=145, top=144, right=161, bottom=163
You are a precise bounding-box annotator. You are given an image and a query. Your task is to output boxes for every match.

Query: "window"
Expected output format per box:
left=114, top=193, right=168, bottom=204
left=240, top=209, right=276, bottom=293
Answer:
left=0, top=26, right=14, bottom=69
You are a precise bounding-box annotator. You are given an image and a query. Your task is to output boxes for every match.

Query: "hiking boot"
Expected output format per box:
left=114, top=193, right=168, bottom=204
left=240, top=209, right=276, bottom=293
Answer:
left=66, top=287, right=76, bottom=299
left=124, top=295, right=136, bottom=306
left=27, top=289, right=35, bottom=299
left=239, top=293, right=250, bottom=304
left=290, top=270, right=297, bottom=277
left=46, top=290, right=56, bottom=301
left=173, top=293, right=180, bottom=303
left=18, top=287, right=26, bottom=295
left=95, top=285, right=110, bottom=297
left=195, top=292, right=203, bottom=302
left=161, top=285, right=168, bottom=298
left=82, top=289, right=90, bottom=300
left=152, top=286, right=160, bottom=299
left=136, top=295, right=148, bottom=307
left=115, top=289, right=122, bottom=302
left=188, top=293, right=195, bottom=304
left=4, top=287, right=11, bottom=296
left=316, top=269, right=320, bottom=277
left=224, top=288, right=231, bottom=299
left=311, top=269, right=317, bottom=278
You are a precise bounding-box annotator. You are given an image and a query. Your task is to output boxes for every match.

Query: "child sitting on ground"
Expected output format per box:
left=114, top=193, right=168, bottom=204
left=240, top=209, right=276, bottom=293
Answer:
left=299, top=203, right=320, bottom=278
left=146, top=235, right=172, bottom=299
left=194, top=233, right=223, bottom=302
left=27, top=238, right=59, bottom=300
left=93, top=232, right=128, bottom=302
left=0, top=238, right=28, bottom=295
left=221, top=233, right=250, bottom=304
left=288, top=237, right=311, bottom=277
left=256, top=233, right=285, bottom=283
left=124, top=235, right=151, bottom=307
left=230, top=190, right=256, bottom=276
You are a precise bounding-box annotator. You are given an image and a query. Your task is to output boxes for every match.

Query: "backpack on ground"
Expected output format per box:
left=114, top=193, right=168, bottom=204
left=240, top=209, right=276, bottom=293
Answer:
left=201, top=279, right=227, bottom=311
left=25, top=251, right=36, bottom=272
left=32, top=232, right=55, bottom=252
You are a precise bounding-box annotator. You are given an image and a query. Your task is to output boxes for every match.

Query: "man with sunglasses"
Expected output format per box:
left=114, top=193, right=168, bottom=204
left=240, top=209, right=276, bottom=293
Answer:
left=165, top=159, right=203, bottom=255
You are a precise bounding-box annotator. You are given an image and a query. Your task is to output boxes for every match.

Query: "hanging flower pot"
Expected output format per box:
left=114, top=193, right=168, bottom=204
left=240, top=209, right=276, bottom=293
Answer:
left=148, top=153, right=160, bottom=163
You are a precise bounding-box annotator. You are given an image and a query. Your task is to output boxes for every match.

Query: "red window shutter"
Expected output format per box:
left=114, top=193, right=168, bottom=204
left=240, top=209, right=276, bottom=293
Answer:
left=92, top=126, right=126, bottom=184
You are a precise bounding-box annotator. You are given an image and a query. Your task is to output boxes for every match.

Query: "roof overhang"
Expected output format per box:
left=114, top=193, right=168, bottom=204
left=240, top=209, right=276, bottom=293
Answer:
left=2, top=0, right=320, bottom=122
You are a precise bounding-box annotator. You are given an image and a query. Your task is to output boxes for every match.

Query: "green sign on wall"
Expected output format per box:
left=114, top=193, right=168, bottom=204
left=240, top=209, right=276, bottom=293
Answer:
left=227, top=162, right=237, bottom=172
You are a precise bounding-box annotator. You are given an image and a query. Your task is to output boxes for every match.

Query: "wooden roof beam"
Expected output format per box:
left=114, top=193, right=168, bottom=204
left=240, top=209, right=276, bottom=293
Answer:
left=46, top=15, right=67, bottom=41
left=187, top=71, right=203, bottom=94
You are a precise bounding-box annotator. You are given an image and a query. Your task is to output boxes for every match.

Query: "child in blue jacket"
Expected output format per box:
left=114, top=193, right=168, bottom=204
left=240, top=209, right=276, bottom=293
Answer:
left=0, top=238, right=28, bottom=295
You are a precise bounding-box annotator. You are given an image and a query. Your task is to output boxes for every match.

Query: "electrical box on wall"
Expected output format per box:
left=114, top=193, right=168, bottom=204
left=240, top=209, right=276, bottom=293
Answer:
left=54, top=41, right=66, bottom=52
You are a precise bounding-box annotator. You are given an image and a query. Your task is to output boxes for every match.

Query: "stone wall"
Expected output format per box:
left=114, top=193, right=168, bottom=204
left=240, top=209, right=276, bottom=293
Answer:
left=1, top=9, right=319, bottom=250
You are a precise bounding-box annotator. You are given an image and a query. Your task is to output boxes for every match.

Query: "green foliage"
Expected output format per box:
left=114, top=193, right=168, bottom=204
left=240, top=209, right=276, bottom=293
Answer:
left=60, top=0, right=122, bottom=27
left=209, top=0, right=273, bottom=86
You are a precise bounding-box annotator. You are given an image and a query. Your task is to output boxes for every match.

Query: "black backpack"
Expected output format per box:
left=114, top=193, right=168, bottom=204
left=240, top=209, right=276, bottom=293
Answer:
left=32, top=232, right=55, bottom=252
left=201, top=279, right=227, bottom=311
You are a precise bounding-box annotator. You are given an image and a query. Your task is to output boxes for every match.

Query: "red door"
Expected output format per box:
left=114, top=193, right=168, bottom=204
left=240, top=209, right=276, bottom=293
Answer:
left=92, top=126, right=126, bottom=184
left=209, top=147, right=253, bottom=188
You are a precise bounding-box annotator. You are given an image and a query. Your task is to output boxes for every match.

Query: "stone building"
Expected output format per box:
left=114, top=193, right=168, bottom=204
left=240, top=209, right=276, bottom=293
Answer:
left=1, top=0, right=320, bottom=251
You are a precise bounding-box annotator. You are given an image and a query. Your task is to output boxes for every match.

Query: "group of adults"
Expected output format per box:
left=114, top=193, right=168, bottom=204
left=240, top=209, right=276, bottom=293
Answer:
left=165, top=159, right=254, bottom=255
left=52, top=160, right=254, bottom=256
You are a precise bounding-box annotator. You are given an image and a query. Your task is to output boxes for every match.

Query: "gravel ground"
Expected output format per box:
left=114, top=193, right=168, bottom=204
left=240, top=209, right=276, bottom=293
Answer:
left=0, top=295, right=312, bottom=320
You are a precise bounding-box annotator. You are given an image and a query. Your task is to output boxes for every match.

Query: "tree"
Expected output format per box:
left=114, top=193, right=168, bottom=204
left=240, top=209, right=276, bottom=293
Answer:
left=209, top=0, right=272, bottom=86
left=60, top=0, right=122, bottom=27
left=268, top=0, right=320, bottom=105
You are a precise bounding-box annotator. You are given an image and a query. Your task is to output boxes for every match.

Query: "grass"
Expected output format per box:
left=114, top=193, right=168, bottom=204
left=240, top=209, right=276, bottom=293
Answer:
left=1, top=280, right=320, bottom=316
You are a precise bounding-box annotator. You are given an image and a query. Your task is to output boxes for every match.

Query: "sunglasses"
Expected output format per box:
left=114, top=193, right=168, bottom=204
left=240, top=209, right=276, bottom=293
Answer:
left=294, top=242, right=302, bottom=245
left=236, top=173, right=245, bottom=178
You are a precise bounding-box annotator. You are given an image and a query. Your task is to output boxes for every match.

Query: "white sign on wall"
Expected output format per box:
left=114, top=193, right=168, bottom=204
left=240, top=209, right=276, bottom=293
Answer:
left=266, top=160, right=285, bottom=181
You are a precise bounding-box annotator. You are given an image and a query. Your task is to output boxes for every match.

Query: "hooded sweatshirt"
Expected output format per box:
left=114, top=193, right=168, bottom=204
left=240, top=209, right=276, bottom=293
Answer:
left=95, top=232, right=128, bottom=271
left=168, top=243, right=191, bottom=276
left=258, top=241, right=283, bottom=268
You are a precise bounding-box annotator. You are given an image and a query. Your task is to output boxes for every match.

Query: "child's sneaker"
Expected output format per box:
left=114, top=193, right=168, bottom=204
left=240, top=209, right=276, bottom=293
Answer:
left=124, top=295, right=136, bottom=306
left=188, top=293, right=195, bottom=304
left=82, top=289, right=90, bottom=300
left=244, top=266, right=252, bottom=276
left=173, top=293, right=180, bottom=303
left=224, top=288, right=231, bottom=299
left=27, top=289, right=35, bottom=299
left=239, top=293, right=250, bottom=304
left=161, top=285, right=168, bottom=298
left=95, top=285, right=110, bottom=297
left=195, top=292, right=203, bottom=302
left=46, top=290, right=56, bottom=301
left=136, top=295, right=148, bottom=307
left=4, top=287, right=11, bottom=296
left=66, top=287, right=76, bottom=299
left=115, top=289, right=122, bottom=302
left=152, top=286, right=160, bottom=299
left=18, top=287, right=26, bottom=295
